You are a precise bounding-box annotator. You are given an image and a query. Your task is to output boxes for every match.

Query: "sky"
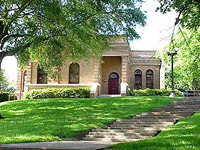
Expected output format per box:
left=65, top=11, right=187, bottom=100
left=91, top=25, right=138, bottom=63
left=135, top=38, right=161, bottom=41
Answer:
left=2, top=0, right=177, bottom=85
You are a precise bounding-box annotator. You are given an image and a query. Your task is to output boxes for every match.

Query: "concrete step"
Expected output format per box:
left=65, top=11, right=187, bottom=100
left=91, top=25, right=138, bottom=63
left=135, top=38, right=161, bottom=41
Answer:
left=135, top=116, right=175, bottom=119
left=89, top=130, right=157, bottom=136
left=129, top=118, right=176, bottom=122
left=168, top=103, right=200, bottom=106
left=155, top=108, right=199, bottom=111
left=110, top=123, right=173, bottom=128
left=107, top=126, right=165, bottom=130
left=92, top=128, right=158, bottom=133
left=153, top=109, right=198, bottom=113
left=115, top=119, right=175, bottom=123
left=98, top=95, right=121, bottom=98
left=171, top=100, right=200, bottom=104
left=136, top=112, right=173, bottom=117
left=85, top=134, right=150, bottom=139
left=83, top=137, right=140, bottom=142
left=113, top=121, right=174, bottom=126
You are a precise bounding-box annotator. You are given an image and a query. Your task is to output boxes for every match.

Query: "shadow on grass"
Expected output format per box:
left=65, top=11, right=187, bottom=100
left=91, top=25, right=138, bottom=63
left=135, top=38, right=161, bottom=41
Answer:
left=0, top=96, right=179, bottom=144
left=111, top=111, right=200, bottom=150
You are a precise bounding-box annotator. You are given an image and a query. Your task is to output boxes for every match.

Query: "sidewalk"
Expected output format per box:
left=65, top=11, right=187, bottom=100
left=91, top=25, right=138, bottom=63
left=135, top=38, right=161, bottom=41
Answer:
left=0, top=141, right=115, bottom=150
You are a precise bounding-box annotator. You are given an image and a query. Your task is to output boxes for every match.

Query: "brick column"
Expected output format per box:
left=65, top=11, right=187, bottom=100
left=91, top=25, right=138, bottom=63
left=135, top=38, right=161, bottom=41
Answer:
left=26, top=62, right=32, bottom=84
left=94, top=59, right=100, bottom=83
left=16, top=68, right=22, bottom=92
left=121, top=56, right=128, bottom=83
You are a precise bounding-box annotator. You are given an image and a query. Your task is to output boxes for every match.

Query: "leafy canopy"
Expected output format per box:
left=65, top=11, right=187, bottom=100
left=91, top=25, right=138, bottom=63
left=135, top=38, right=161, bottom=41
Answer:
left=0, top=0, right=146, bottom=76
left=158, top=28, right=200, bottom=90
left=157, top=0, right=200, bottom=30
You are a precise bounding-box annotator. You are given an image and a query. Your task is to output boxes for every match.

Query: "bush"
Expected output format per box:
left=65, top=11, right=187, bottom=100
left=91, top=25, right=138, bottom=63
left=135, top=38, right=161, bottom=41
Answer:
left=130, top=89, right=184, bottom=97
left=0, top=92, right=9, bottom=102
left=25, top=88, right=90, bottom=99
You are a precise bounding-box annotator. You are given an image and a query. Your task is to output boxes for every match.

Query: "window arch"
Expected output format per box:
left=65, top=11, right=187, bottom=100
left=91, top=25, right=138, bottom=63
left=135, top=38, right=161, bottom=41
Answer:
left=109, top=72, right=119, bottom=79
left=37, top=66, right=47, bottom=84
left=69, top=63, right=80, bottom=84
left=134, top=69, right=142, bottom=89
left=146, top=69, right=153, bottom=89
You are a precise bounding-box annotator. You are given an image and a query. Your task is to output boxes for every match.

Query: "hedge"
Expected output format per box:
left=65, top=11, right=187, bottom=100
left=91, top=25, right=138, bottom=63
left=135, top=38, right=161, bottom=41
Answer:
left=0, top=92, right=9, bottom=102
left=25, top=88, right=90, bottom=99
left=0, top=93, right=17, bottom=102
left=130, top=89, right=184, bottom=97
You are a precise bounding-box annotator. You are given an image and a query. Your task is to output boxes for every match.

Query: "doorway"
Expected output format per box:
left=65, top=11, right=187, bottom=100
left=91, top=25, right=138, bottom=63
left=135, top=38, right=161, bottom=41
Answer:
left=108, top=72, right=119, bottom=94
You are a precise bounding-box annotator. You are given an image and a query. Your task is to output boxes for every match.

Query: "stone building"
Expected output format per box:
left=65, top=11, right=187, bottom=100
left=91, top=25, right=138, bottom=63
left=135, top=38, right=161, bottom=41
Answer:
left=16, top=37, right=162, bottom=99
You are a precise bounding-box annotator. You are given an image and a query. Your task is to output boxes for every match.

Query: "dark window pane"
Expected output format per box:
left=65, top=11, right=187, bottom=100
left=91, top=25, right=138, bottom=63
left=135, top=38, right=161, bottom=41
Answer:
left=37, top=67, right=47, bottom=84
left=134, top=69, right=142, bottom=89
left=146, top=69, right=153, bottom=89
left=69, top=63, right=80, bottom=84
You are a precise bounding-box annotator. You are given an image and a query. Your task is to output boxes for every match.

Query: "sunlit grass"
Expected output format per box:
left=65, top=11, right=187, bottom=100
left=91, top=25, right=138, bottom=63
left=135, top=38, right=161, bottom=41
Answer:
left=0, top=96, right=179, bottom=144
left=111, top=108, right=200, bottom=150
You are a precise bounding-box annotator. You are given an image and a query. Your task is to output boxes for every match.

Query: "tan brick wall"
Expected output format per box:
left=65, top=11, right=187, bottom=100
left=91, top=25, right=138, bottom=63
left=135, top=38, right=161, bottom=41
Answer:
left=15, top=37, right=163, bottom=97
left=58, top=59, right=95, bottom=84
left=101, top=56, right=122, bottom=94
left=31, top=62, right=38, bottom=84
left=130, top=65, right=160, bottom=89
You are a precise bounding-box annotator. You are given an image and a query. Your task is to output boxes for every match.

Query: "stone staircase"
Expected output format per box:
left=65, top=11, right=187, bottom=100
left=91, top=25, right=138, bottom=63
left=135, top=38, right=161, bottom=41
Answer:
left=83, top=97, right=200, bottom=142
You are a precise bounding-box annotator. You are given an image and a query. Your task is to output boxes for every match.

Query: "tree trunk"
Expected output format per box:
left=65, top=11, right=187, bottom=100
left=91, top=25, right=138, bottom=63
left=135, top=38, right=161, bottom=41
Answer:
left=0, top=53, right=5, bottom=91
left=0, top=59, right=2, bottom=92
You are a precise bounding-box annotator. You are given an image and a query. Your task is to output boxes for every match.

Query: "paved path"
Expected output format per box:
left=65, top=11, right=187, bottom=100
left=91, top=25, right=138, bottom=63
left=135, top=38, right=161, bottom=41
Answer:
left=1, top=97, right=200, bottom=150
left=0, top=141, right=115, bottom=150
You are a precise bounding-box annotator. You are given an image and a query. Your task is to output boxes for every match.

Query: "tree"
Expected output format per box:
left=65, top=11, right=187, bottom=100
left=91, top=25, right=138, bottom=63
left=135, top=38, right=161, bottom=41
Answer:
left=157, top=0, right=200, bottom=30
left=0, top=69, right=15, bottom=92
left=0, top=0, right=146, bottom=77
left=158, top=28, right=200, bottom=90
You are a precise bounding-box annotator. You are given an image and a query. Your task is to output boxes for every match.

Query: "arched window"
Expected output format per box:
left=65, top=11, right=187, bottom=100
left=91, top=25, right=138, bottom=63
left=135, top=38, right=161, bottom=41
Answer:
left=37, top=66, right=47, bottom=84
left=134, top=69, right=142, bottom=89
left=22, top=70, right=27, bottom=92
left=146, top=69, right=153, bottom=89
left=69, top=63, right=80, bottom=84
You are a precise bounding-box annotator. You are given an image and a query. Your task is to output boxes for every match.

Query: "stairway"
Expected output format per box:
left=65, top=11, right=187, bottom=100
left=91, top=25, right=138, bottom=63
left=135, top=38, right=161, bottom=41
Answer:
left=83, top=97, right=200, bottom=142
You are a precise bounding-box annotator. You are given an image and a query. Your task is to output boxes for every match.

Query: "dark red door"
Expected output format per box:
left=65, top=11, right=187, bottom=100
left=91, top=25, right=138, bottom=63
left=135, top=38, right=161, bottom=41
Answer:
left=108, top=73, right=119, bottom=94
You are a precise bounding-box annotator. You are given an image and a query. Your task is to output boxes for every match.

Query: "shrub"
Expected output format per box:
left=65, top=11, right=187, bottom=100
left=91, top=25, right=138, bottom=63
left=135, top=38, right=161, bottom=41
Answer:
left=9, top=94, right=17, bottom=100
left=130, top=89, right=184, bottom=97
left=25, top=88, right=90, bottom=99
left=0, top=92, right=9, bottom=102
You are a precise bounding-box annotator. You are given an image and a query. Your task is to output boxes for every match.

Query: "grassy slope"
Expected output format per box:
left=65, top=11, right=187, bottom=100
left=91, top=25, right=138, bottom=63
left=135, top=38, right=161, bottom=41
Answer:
left=0, top=96, right=179, bottom=144
left=111, top=110, right=200, bottom=150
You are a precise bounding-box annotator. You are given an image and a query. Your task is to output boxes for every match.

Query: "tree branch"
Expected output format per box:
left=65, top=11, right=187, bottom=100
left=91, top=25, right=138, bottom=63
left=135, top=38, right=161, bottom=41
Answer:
left=0, top=34, right=29, bottom=50
left=4, top=43, right=31, bottom=57
left=193, top=0, right=200, bottom=3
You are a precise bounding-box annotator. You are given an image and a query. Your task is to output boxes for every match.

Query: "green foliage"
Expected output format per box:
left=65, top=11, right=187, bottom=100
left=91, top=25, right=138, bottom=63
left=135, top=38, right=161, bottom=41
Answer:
left=0, top=92, right=17, bottom=102
left=0, top=0, right=146, bottom=77
left=25, top=88, right=90, bottom=99
left=157, top=0, right=200, bottom=30
left=0, top=92, right=9, bottom=102
left=0, top=69, right=16, bottom=93
left=111, top=110, right=200, bottom=150
left=130, top=89, right=183, bottom=97
left=0, top=96, right=179, bottom=144
left=158, top=28, right=200, bottom=90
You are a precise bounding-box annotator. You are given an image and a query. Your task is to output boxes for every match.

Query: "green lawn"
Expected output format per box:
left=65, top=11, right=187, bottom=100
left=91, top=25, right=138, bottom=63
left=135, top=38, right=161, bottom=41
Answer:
left=0, top=96, right=179, bottom=144
left=111, top=110, right=200, bottom=150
